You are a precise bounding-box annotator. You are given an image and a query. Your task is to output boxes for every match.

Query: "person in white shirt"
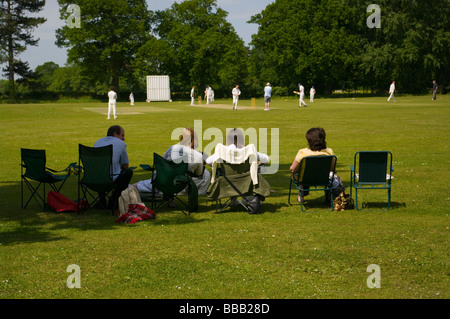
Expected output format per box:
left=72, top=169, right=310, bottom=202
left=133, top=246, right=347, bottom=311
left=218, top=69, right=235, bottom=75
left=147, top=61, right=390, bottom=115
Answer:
left=107, top=87, right=118, bottom=119
left=134, top=128, right=210, bottom=196
left=387, top=81, right=396, bottom=102
left=190, top=86, right=195, bottom=105
left=205, top=86, right=214, bottom=104
left=129, top=92, right=134, bottom=106
left=310, top=86, right=316, bottom=102
left=264, top=83, right=272, bottom=110
left=297, top=83, right=307, bottom=107
left=232, top=85, right=241, bottom=110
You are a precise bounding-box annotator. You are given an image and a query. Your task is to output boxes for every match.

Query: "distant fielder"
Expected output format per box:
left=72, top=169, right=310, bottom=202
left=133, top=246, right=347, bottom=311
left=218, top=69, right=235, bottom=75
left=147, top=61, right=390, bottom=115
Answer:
left=432, top=80, right=438, bottom=101
left=205, top=86, right=213, bottom=104
left=129, top=92, right=134, bottom=106
left=232, top=85, right=241, bottom=110
left=387, top=81, right=396, bottom=102
left=293, top=83, right=307, bottom=107
left=310, top=86, right=316, bottom=102
left=191, top=86, right=195, bottom=105
left=107, top=86, right=117, bottom=119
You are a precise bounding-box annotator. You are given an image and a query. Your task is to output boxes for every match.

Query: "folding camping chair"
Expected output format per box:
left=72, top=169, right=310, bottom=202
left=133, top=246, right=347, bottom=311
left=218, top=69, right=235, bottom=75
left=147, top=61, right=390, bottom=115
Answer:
left=207, top=160, right=270, bottom=214
left=288, top=155, right=337, bottom=212
left=21, top=148, right=76, bottom=210
left=140, top=153, right=198, bottom=215
left=350, top=151, right=394, bottom=211
left=77, top=144, right=117, bottom=215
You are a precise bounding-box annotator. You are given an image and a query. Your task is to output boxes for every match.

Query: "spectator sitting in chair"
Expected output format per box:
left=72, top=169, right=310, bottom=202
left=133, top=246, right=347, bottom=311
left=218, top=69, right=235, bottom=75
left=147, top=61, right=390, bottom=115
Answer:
left=134, top=127, right=211, bottom=199
left=205, top=128, right=271, bottom=208
left=94, top=125, right=133, bottom=209
left=290, top=127, right=342, bottom=203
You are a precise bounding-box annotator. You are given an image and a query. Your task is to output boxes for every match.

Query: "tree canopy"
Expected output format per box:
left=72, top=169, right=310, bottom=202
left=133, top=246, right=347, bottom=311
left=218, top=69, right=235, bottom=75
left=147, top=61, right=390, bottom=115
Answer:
left=0, top=0, right=46, bottom=101
left=55, top=0, right=152, bottom=93
left=1, top=0, right=449, bottom=101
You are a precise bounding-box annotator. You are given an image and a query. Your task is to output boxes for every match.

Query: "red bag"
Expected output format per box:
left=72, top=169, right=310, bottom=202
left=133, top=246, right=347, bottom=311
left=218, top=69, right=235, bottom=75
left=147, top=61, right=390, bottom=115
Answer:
left=115, top=204, right=155, bottom=224
left=47, top=191, right=85, bottom=213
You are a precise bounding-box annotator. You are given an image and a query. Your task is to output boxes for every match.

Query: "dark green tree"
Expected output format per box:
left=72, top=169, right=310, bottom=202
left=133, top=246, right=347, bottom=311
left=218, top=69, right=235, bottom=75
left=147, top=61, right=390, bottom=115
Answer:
left=55, top=0, right=152, bottom=93
left=248, top=0, right=364, bottom=95
left=360, top=0, right=450, bottom=94
left=0, top=0, right=46, bottom=101
left=148, top=0, right=249, bottom=97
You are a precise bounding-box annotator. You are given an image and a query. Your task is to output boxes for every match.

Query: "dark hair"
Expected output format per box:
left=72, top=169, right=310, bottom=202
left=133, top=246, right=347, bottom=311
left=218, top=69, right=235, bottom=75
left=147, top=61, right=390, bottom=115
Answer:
left=179, top=127, right=197, bottom=149
left=107, top=125, right=122, bottom=137
left=306, top=127, right=327, bottom=151
left=226, top=128, right=245, bottom=148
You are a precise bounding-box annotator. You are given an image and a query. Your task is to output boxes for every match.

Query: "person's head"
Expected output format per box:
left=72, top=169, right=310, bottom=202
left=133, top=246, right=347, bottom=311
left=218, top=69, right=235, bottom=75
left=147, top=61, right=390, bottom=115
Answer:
left=179, top=127, right=198, bottom=149
left=107, top=125, right=125, bottom=141
left=266, top=82, right=270, bottom=86
left=305, top=127, right=327, bottom=151
left=433, top=80, right=436, bottom=84
left=110, top=86, right=115, bottom=91
left=226, top=128, right=245, bottom=148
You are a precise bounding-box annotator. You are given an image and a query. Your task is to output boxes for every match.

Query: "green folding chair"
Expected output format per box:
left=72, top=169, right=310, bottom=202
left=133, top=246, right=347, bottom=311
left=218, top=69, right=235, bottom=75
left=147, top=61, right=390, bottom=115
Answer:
left=141, top=153, right=197, bottom=215
left=21, top=148, right=76, bottom=210
left=77, top=144, right=116, bottom=215
left=350, top=151, right=394, bottom=211
left=288, top=155, right=337, bottom=212
left=206, top=160, right=271, bottom=214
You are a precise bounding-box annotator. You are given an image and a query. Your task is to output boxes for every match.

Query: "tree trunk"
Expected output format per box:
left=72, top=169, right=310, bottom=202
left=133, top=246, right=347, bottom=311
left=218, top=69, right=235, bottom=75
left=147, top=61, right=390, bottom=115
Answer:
left=6, top=0, right=15, bottom=102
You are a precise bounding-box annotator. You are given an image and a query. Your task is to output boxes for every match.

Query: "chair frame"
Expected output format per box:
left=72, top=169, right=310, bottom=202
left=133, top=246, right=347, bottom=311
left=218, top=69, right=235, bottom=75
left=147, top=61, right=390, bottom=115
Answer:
left=77, top=144, right=117, bottom=215
left=213, top=161, right=258, bottom=214
left=21, top=148, right=75, bottom=210
left=350, top=151, right=393, bottom=211
left=141, top=153, right=192, bottom=215
left=288, top=155, right=337, bottom=212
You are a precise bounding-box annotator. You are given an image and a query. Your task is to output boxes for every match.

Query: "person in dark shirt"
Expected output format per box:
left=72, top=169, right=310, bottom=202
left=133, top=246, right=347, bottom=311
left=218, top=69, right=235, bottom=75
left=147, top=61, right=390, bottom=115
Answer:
left=432, top=81, right=438, bottom=100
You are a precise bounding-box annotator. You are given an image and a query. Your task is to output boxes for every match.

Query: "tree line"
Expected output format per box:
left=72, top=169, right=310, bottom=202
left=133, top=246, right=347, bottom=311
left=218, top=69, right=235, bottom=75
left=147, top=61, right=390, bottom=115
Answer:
left=1, top=0, right=448, bottom=102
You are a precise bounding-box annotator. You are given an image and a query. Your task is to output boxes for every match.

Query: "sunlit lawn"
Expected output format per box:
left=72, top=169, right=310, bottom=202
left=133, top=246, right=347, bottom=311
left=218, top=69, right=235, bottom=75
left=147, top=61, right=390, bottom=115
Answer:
left=0, top=94, right=448, bottom=299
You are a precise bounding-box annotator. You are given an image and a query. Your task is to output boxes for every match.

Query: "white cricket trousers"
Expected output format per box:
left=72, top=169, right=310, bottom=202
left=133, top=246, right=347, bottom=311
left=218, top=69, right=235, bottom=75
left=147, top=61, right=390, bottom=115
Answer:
left=108, top=101, right=117, bottom=119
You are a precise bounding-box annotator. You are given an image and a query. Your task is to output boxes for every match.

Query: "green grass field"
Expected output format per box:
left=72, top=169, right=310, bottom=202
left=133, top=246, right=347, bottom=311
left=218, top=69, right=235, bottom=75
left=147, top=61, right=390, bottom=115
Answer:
left=0, top=95, right=449, bottom=299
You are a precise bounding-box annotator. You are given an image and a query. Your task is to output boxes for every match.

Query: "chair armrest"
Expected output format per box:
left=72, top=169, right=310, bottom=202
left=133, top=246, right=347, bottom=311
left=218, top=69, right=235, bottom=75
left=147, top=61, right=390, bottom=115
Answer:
left=46, top=162, right=78, bottom=175
left=140, top=164, right=154, bottom=172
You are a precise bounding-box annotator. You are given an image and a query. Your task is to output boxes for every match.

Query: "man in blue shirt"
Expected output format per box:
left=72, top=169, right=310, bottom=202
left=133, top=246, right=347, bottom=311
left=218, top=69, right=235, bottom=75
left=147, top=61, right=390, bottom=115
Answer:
left=432, top=80, right=438, bottom=100
left=94, top=125, right=133, bottom=209
left=264, top=82, right=272, bottom=111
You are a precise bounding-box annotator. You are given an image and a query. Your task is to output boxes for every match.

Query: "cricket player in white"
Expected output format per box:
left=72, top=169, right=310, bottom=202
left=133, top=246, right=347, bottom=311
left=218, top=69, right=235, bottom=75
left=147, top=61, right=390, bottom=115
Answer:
left=298, top=83, right=307, bottom=107
left=190, top=86, right=195, bottom=105
left=387, top=81, right=396, bottom=102
left=206, top=86, right=213, bottom=104
left=310, top=86, right=316, bottom=102
left=107, top=87, right=117, bottom=119
left=129, top=92, right=134, bottom=106
left=232, top=85, right=241, bottom=110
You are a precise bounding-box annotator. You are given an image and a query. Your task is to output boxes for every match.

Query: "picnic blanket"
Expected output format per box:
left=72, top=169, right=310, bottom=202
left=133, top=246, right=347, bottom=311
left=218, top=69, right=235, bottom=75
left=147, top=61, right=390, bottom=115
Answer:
left=115, top=204, right=155, bottom=224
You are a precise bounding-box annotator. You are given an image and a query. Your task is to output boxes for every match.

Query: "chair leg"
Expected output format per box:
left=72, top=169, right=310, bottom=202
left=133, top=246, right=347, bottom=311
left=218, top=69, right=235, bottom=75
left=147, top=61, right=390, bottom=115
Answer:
left=386, top=188, right=391, bottom=211
left=23, top=180, right=44, bottom=210
left=288, top=180, right=293, bottom=205
left=355, top=188, right=361, bottom=211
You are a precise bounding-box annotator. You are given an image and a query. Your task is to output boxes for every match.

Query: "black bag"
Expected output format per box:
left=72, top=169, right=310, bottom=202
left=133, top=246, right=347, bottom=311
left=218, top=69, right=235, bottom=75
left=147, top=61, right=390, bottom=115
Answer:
left=247, top=195, right=262, bottom=214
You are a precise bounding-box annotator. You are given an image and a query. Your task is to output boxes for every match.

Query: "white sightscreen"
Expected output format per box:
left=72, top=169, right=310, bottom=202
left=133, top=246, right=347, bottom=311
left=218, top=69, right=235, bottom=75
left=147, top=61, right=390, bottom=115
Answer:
left=146, top=75, right=171, bottom=101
